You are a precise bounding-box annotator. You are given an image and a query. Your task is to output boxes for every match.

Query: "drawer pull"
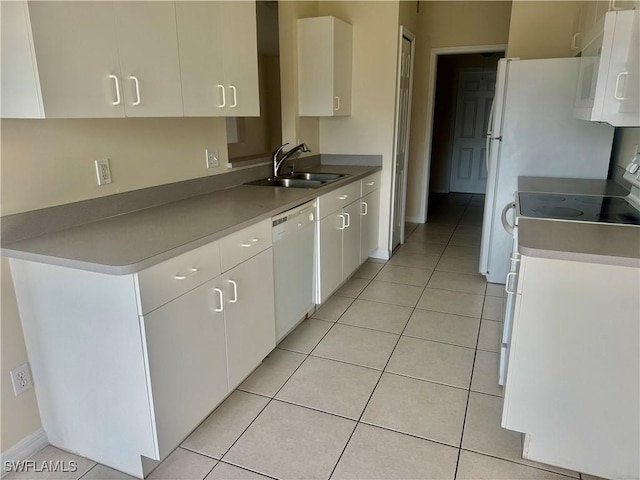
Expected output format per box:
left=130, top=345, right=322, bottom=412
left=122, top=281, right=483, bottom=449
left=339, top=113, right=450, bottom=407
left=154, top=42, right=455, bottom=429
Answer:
left=174, top=267, right=198, bottom=280
left=337, top=195, right=349, bottom=200
left=213, top=287, right=224, bottom=312
left=228, top=280, right=238, bottom=303
left=366, top=181, right=375, bottom=186
left=241, top=238, right=259, bottom=248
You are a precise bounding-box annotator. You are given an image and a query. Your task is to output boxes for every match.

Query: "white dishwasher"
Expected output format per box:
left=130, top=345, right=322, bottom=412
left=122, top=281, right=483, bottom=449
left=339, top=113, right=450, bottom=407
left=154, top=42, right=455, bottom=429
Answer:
left=272, top=200, right=316, bottom=342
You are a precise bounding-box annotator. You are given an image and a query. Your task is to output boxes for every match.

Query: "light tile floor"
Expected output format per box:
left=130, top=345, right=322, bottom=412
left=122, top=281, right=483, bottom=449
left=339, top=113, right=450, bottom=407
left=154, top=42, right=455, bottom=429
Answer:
left=6, top=193, right=603, bottom=480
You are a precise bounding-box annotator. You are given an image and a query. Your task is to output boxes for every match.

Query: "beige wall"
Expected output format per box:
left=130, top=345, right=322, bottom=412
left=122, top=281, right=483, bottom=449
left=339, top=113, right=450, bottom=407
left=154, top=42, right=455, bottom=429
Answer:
left=1, top=258, right=43, bottom=451
left=507, top=0, right=582, bottom=59
left=317, top=1, right=402, bottom=253
left=1, top=118, right=230, bottom=215
left=405, top=1, right=512, bottom=220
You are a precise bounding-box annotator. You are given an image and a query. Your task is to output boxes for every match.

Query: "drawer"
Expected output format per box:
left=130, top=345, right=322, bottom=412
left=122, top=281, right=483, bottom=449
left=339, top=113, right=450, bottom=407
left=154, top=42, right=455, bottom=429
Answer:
left=317, top=180, right=361, bottom=219
left=136, top=240, right=221, bottom=315
left=219, top=219, right=272, bottom=272
left=361, top=171, right=381, bottom=196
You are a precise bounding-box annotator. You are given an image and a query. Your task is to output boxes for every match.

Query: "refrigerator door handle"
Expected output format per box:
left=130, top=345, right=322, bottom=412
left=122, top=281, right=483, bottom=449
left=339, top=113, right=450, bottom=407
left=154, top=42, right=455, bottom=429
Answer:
left=501, top=202, right=516, bottom=235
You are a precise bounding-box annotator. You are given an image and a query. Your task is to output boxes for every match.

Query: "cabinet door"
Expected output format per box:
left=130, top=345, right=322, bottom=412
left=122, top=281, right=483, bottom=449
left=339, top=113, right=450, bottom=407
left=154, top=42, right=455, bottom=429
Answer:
left=114, top=2, right=183, bottom=117
left=342, top=200, right=361, bottom=278
left=317, top=212, right=345, bottom=304
left=28, top=1, right=124, bottom=118
left=175, top=1, right=225, bottom=117
left=333, top=18, right=352, bottom=116
left=603, top=10, right=639, bottom=124
left=360, top=189, right=380, bottom=264
left=221, top=1, right=260, bottom=117
left=1, top=1, right=43, bottom=118
left=223, top=249, right=275, bottom=390
left=142, top=278, right=228, bottom=459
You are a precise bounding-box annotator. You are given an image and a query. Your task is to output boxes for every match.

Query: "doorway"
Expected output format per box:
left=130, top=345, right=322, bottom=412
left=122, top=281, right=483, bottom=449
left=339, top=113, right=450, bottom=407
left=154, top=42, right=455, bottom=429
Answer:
left=416, top=45, right=506, bottom=224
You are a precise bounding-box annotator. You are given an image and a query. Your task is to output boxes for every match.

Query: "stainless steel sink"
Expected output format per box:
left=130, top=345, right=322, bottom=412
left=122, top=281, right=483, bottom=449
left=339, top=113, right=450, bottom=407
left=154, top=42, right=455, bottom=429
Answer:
left=245, top=172, right=348, bottom=189
left=291, top=172, right=346, bottom=182
left=245, top=177, right=326, bottom=188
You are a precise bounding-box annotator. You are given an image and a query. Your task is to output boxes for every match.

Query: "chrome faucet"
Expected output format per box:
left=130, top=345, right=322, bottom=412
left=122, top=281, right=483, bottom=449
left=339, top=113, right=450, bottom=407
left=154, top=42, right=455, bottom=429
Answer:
left=272, top=142, right=311, bottom=177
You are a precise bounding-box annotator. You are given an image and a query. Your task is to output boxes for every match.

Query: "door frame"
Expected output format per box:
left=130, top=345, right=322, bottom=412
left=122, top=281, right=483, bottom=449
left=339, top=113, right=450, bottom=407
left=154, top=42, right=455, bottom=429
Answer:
left=388, top=25, right=416, bottom=252
left=415, top=44, right=507, bottom=223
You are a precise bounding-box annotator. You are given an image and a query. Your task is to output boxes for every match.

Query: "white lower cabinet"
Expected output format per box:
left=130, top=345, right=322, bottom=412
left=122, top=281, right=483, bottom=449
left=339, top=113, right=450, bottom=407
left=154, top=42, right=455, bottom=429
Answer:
left=360, top=188, right=380, bottom=263
left=318, top=212, right=344, bottom=304
left=142, top=278, right=228, bottom=460
left=316, top=173, right=381, bottom=304
left=9, top=219, right=275, bottom=479
left=223, top=249, right=275, bottom=390
left=502, top=254, right=639, bottom=479
left=342, top=200, right=362, bottom=278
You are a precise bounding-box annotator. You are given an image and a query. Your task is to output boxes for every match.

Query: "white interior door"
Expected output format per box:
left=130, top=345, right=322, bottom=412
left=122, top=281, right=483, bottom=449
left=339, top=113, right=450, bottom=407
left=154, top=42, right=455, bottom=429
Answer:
left=449, top=69, right=496, bottom=194
left=391, top=32, right=414, bottom=250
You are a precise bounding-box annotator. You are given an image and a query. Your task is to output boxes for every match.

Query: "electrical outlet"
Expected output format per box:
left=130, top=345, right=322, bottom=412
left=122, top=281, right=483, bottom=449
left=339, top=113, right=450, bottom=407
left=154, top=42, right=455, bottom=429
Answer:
left=94, top=159, right=112, bottom=186
left=205, top=148, right=219, bottom=169
left=10, top=363, right=33, bottom=396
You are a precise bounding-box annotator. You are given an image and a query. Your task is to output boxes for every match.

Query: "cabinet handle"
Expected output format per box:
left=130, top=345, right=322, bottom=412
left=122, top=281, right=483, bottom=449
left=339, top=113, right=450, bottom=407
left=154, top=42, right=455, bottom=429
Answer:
left=337, top=194, right=348, bottom=200
left=366, top=181, right=375, bottom=186
left=361, top=201, right=368, bottom=216
left=571, top=32, right=581, bottom=50
left=217, top=85, right=226, bottom=108
left=174, top=267, right=198, bottom=280
left=610, top=0, right=622, bottom=10
left=213, top=287, right=224, bottom=312
left=229, top=85, right=237, bottom=108
left=228, top=280, right=238, bottom=303
left=338, top=214, right=346, bottom=230
left=344, top=212, right=350, bottom=228
left=334, top=96, right=340, bottom=111
left=614, top=72, right=629, bottom=100
left=130, top=76, right=141, bottom=106
left=108, top=75, right=121, bottom=106
left=241, top=238, right=259, bottom=248
left=505, top=272, right=518, bottom=294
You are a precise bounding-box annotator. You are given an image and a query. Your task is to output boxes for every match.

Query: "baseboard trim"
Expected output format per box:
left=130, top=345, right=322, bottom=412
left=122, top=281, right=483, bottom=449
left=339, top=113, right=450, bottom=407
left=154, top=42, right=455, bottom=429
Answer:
left=1, top=428, right=48, bottom=477
left=370, top=249, right=390, bottom=260
left=405, top=216, right=424, bottom=224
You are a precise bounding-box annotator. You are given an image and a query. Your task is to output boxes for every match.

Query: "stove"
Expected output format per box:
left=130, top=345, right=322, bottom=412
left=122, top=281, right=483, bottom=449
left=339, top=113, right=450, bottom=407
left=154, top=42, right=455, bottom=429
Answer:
left=518, top=192, right=640, bottom=225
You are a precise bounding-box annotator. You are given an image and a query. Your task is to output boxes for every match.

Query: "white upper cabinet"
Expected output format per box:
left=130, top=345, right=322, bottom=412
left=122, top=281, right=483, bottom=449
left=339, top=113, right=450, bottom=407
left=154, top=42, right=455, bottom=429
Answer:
left=0, top=1, right=44, bottom=118
left=176, top=1, right=260, bottom=117
left=27, top=1, right=124, bottom=118
left=298, top=16, right=352, bottom=117
left=2, top=0, right=259, bottom=118
left=574, top=9, right=639, bottom=126
left=113, top=2, right=183, bottom=117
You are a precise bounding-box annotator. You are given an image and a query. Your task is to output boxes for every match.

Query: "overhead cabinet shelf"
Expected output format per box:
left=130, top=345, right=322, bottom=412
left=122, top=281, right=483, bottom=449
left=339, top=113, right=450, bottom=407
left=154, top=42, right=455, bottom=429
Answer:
left=297, top=16, right=353, bottom=117
left=0, top=1, right=259, bottom=119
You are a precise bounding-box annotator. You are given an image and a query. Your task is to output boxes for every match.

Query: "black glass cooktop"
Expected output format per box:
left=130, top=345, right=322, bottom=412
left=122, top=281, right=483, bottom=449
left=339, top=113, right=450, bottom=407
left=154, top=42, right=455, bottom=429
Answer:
left=518, top=192, right=640, bottom=225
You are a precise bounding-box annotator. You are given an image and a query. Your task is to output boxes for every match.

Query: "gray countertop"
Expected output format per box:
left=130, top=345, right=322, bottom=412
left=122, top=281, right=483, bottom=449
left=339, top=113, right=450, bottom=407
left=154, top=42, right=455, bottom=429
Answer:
left=517, top=176, right=640, bottom=267
left=2, top=165, right=380, bottom=275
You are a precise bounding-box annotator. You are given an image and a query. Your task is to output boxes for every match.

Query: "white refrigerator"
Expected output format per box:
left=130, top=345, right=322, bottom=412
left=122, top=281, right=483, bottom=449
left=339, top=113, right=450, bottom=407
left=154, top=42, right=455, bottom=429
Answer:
left=480, top=57, right=615, bottom=284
